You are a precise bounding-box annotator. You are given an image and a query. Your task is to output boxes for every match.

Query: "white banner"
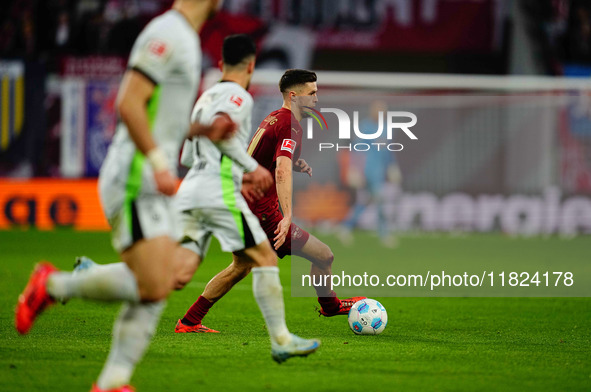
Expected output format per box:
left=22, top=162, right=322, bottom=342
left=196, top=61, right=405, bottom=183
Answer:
left=60, top=78, right=86, bottom=178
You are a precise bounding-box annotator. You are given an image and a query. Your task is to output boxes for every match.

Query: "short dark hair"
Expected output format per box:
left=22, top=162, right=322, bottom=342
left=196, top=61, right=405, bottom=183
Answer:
left=223, top=34, right=256, bottom=66
left=279, top=69, right=317, bottom=93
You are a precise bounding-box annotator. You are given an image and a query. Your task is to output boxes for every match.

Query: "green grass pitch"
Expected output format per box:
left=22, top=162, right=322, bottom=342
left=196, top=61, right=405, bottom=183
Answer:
left=0, top=230, right=589, bottom=391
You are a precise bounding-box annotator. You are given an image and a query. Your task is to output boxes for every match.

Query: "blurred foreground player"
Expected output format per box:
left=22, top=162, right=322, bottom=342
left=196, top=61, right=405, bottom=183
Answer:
left=176, top=69, right=365, bottom=333
left=14, top=1, right=233, bottom=391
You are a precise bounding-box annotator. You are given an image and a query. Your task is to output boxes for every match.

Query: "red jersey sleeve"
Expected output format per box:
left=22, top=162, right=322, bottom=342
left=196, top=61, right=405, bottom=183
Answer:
left=274, top=118, right=302, bottom=161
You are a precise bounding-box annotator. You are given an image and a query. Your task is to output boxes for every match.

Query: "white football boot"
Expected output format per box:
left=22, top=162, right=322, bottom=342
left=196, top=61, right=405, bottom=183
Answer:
left=271, top=334, right=321, bottom=364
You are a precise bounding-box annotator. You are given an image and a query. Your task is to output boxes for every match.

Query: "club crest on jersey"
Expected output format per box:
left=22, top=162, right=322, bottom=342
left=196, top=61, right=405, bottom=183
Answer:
left=230, top=95, right=243, bottom=107
left=281, top=139, right=296, bottom=153
left=148, top=40, right=168, bottom=57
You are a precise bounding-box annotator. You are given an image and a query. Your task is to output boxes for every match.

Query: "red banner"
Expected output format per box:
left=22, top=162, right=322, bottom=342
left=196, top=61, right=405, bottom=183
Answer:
left=315, top=1, right=499, bottom=52
left=208, top=0, right=503, bottom=54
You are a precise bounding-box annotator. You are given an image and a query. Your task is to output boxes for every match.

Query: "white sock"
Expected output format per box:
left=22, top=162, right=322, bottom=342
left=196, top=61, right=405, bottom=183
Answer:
left=252, top=266, right=291, bottom=346
left=47, top=262, right=139, bottom=303
left=97, top=300, right=165, bottom=390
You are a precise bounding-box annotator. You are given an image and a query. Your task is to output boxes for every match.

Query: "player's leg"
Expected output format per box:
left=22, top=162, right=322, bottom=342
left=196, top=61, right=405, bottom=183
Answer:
left=94, top=203, right=180, bottom=390
left=177, top=256, right=250, bottom=332
left=176, top=206, right=263, bottom=333
left=15, top=226, right=146, bottom=335
left=66, top=218, right=205, bottom=293
left=46, top=235, right=175, bottom=305
left=237, top=238, right=320, bottom=363
left=96, top=295, right=165, bottom=390
left=46, top=261, right=140, bottom=304
left=293, top=233, right=339, bottom=308
left=203, top=258, right=252, bottom=301
left=174, top=209, right=225, bottom=333
left=15, top=242, right=174, bottom=391
left=172, top=246, right=203, bottom=290
left=294, top=234, right=335, bottom=297
left=293, top=232, right=366, bottom=317
left=180, top=204, right=320, bottom=360
left=17, top=196, right=178, bottom=391
left=45, top=197, right=177, bottom=304
left=236, top=239, right=290, bottom=342
left=121, top=236, right=177, bottom=300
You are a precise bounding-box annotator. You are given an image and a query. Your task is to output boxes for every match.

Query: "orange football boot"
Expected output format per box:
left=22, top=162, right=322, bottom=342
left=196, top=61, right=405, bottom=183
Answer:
left=174, top=319, right=219, bottom=333
left=91, top=383, right=135, bottom=392
left=15, top=262, right=59, bottom=335
left=319, top=296, right=367, bottom=317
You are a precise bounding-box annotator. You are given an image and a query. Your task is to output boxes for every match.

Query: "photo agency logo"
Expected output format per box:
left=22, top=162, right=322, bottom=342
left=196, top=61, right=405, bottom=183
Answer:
left=303, top=106, right=418, bottom=151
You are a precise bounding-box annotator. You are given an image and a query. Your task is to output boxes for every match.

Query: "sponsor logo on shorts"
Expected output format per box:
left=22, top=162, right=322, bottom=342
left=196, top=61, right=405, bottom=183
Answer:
left=292, top=225, right=303, bottom=239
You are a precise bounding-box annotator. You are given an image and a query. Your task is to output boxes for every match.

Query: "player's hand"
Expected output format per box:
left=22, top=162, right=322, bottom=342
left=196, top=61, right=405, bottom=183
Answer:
left=246, top=165, right=273, bottom=193
left=189, top=116, right=236, bottom=141
left=294, top=159, right=312, bottom=177
left=273, top=216, right=291, bottom=250
left=154, top=169, right=178, bottom=196
left=241, top=182, right=265, bottom=203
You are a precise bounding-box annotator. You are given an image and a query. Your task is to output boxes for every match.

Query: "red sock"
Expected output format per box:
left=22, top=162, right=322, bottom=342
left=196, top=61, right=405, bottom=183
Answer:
left=181, top=296, right=214, bottom=326
left=317, top=291, right=340, bottom=312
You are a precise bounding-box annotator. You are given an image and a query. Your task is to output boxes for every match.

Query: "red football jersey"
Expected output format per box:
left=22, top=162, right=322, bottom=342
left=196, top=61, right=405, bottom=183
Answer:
left=246, top=107, right=303, bottom=214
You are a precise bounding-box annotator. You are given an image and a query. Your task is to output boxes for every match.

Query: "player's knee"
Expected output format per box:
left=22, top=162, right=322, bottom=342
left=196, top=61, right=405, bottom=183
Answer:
left=319, top=247, right=334, bottom=267
left=142, top=290, right=168, bottom=302
left=248, top=242, right=277, bottom=268
left=138, top=282, right=171, bottom=302
left=259, top=250, right=277, bottom=267
left=172, top=251, right=200, bottom=290
left=173, top=269, right=193, bottom=290
left=174, top=276, right=190, bottom=290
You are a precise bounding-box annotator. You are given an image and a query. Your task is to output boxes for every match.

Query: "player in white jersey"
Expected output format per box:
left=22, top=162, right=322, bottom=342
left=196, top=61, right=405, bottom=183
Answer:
left=170, top=34, right=320, bottom=362
left=14, top=2, right=232, bottom=391
left=175, top=80, right=268, bottom=256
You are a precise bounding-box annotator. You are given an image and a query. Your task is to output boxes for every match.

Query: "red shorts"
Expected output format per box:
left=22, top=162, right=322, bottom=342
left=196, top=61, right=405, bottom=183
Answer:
left=256, top=209, right=310, bottom=259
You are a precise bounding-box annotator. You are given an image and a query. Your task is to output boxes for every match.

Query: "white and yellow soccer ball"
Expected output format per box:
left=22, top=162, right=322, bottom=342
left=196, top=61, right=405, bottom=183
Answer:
left=347, top=298, right=388, bottom=335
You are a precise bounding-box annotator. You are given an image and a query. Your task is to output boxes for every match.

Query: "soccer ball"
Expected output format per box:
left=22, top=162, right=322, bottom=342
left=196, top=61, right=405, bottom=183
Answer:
left=347, top=298, right=388, bottom=335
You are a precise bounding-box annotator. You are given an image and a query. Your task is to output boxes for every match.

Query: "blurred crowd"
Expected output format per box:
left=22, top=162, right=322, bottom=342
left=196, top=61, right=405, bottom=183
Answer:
left=523, top=0, right=591, bottom=74
left=0, top=0, right=170, bottom=64
left=3, top=0, right=591, bottom=76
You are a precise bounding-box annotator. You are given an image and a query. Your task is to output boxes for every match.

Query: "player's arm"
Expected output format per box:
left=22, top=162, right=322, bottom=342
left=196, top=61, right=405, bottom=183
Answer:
left=188, top=117, right=236, bottom=141
left=117, top=70, right=176, bottom=195
left=273, top=155, right=293, bottom=249
left=213, top=112, right=259, bottom=173
left=210, top=94, right=274, bottom=193
left=215, top=114, right=273, bottom=194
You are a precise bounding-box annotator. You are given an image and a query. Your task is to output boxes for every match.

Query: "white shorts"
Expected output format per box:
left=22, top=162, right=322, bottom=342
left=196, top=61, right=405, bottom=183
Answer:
left=179, top=206, right=267, bottom=257
left=106, top=194, right=181, bottom=253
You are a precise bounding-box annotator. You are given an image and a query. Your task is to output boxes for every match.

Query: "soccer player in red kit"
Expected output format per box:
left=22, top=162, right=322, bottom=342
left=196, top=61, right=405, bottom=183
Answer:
left=176, top=69, right=364, bottom=333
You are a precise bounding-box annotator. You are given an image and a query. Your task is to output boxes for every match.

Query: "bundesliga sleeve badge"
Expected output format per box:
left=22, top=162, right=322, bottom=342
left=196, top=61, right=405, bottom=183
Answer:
left=281, top=139, right=296, bottom=153
left=143, top=39, right=171, bottom=63
left=230, top=95, right=243, bottom=107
